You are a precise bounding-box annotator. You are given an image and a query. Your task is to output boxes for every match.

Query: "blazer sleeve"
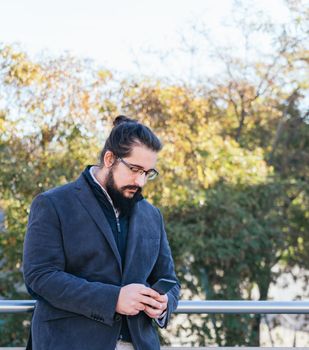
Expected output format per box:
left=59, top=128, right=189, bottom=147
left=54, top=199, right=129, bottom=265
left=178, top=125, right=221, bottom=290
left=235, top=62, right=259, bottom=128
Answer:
left=23, top=193, right=121, bottom=327
left=148, top=208, right=181, bottom=328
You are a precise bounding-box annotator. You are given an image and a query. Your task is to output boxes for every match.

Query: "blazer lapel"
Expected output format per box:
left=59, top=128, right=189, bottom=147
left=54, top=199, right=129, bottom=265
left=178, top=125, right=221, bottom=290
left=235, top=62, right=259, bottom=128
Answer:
left=73, top=174, right=122, bottom=273
left=123, top=201, right=142, bottom=279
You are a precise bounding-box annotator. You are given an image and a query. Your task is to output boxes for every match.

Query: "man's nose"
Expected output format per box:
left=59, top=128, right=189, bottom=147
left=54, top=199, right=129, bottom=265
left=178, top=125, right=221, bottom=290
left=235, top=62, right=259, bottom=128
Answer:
left=134, top=173, right=147, bottom=187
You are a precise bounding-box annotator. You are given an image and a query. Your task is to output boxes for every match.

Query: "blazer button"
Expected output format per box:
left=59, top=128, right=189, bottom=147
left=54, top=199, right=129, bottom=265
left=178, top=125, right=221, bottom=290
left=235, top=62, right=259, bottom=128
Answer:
left=114, top=314, right=121, bottom=322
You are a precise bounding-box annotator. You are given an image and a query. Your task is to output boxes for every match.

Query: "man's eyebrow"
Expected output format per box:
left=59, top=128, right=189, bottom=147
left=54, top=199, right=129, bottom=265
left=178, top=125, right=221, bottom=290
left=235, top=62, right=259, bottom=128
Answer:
left=129, top=162, right=155, bottom=171
left=129, top=162, right=145, bottom=169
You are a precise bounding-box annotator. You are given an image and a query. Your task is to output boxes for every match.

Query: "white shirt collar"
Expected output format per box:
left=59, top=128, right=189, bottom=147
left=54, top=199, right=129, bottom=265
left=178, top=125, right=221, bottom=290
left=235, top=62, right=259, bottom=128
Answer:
left=89, top=166, right=119, bottom=217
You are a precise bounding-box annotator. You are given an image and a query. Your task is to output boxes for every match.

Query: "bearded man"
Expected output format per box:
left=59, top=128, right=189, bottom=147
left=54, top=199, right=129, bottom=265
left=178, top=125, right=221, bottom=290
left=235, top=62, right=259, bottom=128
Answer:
left=23, top=116, right=180, bottom=350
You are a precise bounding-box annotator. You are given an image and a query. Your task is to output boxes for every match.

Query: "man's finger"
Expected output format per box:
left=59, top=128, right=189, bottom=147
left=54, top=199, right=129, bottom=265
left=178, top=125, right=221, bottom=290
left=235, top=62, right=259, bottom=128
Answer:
left=135, top=302, right=146, bottom=311
left=139, top=287, right=161, bottom=299
left=139, top=295, right=163, bottom=309
left=144, top=305, right=163, bottom=318
left=155, top=294, right=168, bottom=303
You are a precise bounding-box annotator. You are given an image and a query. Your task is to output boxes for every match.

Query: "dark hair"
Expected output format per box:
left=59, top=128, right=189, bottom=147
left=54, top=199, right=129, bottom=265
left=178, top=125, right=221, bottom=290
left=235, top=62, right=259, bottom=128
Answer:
left=99, top=115, right=162, bottom=165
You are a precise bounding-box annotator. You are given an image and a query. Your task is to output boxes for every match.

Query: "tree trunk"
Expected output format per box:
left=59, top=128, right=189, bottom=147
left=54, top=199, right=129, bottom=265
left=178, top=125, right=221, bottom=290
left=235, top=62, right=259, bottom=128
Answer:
left=249, top=273, right=271, bottom=345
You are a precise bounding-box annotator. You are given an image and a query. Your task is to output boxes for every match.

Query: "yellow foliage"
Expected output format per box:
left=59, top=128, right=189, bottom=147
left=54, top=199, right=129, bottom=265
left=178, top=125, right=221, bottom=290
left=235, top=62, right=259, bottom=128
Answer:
left=121, top=81, right=272, bottom=206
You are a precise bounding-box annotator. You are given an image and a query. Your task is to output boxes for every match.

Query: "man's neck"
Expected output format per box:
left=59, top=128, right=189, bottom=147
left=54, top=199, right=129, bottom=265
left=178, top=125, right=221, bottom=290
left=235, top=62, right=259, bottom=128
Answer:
left=91, top=165, right=106, bottom=188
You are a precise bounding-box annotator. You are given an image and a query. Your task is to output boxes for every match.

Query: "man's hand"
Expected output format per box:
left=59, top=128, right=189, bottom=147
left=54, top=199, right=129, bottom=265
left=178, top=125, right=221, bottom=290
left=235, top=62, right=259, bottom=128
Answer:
left=144, top=293, right=168, bottom=319
left=116, top=283, right=162, bottom=316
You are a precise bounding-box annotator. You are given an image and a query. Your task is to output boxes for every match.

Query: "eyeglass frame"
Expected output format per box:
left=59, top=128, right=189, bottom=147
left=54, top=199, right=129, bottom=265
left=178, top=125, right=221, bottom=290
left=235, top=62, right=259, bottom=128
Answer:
left=117, top=157, right=159, bottom=180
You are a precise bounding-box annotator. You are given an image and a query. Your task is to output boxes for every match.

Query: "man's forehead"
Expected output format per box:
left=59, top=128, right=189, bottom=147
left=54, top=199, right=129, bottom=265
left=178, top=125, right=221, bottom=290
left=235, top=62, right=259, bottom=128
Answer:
left=126, top=145, right=158, bottom=167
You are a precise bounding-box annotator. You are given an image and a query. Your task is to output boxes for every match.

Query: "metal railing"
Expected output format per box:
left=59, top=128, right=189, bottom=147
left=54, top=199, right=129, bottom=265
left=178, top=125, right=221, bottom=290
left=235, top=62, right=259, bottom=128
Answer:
left=1, top=300, right=309, bottom=349
left=1, top=299, right=309, bottom=314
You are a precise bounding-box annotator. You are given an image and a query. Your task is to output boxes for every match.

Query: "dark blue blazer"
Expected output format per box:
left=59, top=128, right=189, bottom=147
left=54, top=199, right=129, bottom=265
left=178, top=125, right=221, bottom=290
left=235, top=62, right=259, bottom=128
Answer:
left=23, top=174, right=180, bottom=350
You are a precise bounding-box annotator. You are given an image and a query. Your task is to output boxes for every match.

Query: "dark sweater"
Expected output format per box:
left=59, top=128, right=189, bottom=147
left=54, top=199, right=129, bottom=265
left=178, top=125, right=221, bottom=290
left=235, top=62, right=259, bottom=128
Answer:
left=83, top=166, right=142, bottom=342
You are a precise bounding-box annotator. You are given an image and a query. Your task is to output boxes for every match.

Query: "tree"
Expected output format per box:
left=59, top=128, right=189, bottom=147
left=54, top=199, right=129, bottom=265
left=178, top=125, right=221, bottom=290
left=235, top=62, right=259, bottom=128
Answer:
left=0, top=2, right=308, bottom=343
left=0, top=44, right=115, bottom=345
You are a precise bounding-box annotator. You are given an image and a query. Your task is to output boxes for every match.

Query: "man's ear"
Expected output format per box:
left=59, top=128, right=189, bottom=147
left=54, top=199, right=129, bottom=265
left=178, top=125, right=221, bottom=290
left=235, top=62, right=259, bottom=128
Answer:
left=103, top=151, right=116, bottom=168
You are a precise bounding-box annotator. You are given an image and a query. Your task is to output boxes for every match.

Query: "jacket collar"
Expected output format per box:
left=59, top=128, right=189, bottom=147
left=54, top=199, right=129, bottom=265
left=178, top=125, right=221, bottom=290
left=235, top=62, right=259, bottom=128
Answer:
left=73, top=174, right=122, bottom=273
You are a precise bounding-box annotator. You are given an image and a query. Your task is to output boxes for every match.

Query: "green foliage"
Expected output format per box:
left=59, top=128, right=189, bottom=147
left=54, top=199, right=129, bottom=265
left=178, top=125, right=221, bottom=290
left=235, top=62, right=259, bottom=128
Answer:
left=0, top=2, right=308, bottom=345
left=0, top=45, right=114, bottom=346
left=164, top=179, right=308, bottom=345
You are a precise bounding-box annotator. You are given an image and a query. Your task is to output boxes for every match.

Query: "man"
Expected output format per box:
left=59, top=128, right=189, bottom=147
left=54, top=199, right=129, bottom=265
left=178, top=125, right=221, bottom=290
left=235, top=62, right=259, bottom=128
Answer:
left=23, top=116, right=180, bottom=350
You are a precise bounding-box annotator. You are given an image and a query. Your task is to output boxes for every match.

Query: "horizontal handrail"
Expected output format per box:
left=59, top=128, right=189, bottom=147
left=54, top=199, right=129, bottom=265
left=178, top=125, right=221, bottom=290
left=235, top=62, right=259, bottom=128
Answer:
left=1, top=300, right=309, bottom=314
left=178, top=300, right=309, bottom=314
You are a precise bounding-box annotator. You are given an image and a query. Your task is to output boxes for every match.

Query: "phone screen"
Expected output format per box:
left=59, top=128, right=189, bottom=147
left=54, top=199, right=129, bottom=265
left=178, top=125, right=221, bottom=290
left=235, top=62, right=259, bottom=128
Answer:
left=151, top=278, right=177, bottom=295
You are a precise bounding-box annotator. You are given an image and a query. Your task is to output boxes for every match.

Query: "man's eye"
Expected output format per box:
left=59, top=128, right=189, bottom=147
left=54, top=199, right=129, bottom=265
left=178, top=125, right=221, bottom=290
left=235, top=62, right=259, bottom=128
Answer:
left=130, top=167, right=142, bottom=173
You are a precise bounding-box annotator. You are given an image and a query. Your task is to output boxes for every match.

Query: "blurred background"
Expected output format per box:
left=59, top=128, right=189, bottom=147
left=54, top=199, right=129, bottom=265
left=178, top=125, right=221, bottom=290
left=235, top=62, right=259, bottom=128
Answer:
left=0, top=0, right=308, bottom=347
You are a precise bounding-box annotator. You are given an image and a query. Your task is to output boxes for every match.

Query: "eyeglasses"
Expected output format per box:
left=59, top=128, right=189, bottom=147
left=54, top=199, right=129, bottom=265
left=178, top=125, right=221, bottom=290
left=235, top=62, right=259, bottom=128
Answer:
left=118, top=157, right=159, bottom=180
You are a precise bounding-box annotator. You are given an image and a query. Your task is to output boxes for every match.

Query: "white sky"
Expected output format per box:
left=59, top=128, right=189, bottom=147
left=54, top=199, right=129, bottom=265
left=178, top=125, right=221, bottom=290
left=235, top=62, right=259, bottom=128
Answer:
left=0, top=0, right=290, bottom=78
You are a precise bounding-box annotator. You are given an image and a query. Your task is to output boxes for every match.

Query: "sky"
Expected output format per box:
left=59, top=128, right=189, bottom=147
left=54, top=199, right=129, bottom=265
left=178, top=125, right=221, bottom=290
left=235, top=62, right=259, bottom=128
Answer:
left=0, top=0, right=290, bottom=78
left=0, top=0, right=307, bottom=321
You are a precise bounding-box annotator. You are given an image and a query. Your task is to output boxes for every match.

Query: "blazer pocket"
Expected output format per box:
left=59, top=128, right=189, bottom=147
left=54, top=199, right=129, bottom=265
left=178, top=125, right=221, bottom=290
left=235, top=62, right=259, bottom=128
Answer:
left=141, top=237, right=160, bottom=248
left=43, top=308, right=80, bottom=322
left=139, top=237, right=160, bottom=263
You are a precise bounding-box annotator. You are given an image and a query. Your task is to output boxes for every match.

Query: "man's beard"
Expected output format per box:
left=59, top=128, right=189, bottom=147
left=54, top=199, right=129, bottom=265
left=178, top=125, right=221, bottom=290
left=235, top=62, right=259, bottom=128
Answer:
left=105, top=169, right=142, bottom=215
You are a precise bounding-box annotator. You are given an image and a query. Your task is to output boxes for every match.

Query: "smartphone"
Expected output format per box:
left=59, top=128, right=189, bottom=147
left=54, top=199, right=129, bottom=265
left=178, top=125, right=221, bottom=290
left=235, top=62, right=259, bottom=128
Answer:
left=151, top=278, right=177, bottom=295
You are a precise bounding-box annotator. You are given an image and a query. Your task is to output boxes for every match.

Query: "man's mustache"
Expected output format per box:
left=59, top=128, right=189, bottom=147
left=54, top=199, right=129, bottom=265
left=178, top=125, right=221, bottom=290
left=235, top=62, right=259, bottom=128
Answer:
left=121, top=185, right=142, bottom=191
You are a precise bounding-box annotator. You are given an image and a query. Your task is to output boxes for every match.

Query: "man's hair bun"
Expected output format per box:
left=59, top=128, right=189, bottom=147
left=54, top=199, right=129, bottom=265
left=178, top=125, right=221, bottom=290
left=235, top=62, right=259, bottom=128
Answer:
left=113, top=115, right=137, bottom=127
left=99, top=114, right=162, bottom=164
